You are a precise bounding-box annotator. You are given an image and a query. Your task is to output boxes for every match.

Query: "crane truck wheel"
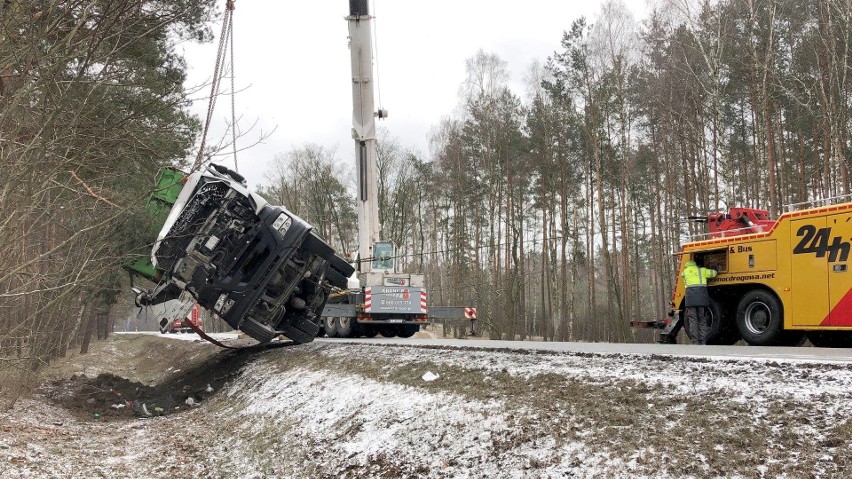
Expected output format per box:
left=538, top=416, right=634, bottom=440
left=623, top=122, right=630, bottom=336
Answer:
left=337, top=317, right=354, bottom=337
left=324, top=317, right=339, bottom=338
left=379, top=327, right=397, bottom=338
left=397, top=324, right=418, bottom=338
left=735, top=290, right=786, bottom=346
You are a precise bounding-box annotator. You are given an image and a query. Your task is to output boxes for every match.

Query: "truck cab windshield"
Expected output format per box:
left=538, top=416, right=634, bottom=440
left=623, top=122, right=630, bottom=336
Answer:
left=372, top=242, right=395, bottom=272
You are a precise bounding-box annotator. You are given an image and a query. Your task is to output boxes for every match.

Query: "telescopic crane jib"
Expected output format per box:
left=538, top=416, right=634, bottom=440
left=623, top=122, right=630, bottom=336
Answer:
left=347, top=0, right=385, bottom=274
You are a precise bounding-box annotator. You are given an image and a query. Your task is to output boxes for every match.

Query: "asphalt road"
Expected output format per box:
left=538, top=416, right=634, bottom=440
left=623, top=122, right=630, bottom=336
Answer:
left=318, top=337, right=852, bottom=364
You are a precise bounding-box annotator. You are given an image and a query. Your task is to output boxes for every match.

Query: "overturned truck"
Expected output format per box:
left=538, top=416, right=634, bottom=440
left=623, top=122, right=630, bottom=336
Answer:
left=129, top=164, right=354, bottom=344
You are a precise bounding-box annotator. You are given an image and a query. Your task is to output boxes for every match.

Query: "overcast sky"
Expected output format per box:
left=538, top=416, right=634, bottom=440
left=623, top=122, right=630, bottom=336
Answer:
left=181, top=1, right=651, bottom=189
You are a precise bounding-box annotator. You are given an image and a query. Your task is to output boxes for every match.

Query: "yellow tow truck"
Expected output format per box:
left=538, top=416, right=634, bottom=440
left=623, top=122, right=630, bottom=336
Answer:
left=633, top=202, right=852, bottom=347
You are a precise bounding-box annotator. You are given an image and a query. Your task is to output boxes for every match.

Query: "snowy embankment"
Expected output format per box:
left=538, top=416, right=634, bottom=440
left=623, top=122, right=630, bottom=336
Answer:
left=3, top=336, right=852, bottom=478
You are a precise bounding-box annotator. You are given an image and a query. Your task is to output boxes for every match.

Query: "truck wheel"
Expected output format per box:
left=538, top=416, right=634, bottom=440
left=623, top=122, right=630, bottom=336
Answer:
left=324, top=317, right=338, bottom=338
left=735, top=290, right=785, bottom=346
left=302, top=231, right=334, bottom=260
left=239, top=317, right=277, bottom=344
left=379, top=327, right=397, bottom=338
left=788, top=334, right=808, bottom=347
left=362, top=326, right=379, bottom=338
left=397, top=324, right=419, bottom=338
left=685, top=299, right=730, bottom=345
left=683, top=299, right=736, bottom=345
left=329, top=254, right=355, bottom=278
left=278, top=313, right=320, bottom=344
left=337, top=317, right=354, bottom=337
left=707, top=299, right=741, bottom=345
left=326, top=268, right=348, bottom=290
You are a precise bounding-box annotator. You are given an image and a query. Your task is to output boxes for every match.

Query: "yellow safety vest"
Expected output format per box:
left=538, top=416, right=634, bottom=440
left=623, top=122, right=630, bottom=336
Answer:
left=682, top=260, right=717, bottom=287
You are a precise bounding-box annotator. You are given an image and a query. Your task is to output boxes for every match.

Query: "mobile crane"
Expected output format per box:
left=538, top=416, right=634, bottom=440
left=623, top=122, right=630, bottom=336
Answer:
left=318, top=0, right=431, bottom=339
left=633, top=200, right=852, bottom=348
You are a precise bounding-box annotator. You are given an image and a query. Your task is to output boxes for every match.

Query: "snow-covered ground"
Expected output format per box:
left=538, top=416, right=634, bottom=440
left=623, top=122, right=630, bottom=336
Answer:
left=2, top=335, right=852, bottom=478
left=115, top=331, right=240, bottom=342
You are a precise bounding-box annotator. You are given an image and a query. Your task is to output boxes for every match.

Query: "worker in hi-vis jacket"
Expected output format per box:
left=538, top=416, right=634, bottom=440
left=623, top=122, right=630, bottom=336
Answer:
left=681, top=259, right=717, bottom=345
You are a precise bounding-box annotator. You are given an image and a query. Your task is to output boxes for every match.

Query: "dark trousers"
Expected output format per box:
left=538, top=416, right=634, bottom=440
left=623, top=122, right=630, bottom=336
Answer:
left=685, top=306, right=711, bottom=345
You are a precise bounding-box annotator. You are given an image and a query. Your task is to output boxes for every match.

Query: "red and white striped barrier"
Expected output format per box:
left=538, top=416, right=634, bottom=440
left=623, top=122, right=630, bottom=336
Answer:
left=365, top=287, right=372, bottom=312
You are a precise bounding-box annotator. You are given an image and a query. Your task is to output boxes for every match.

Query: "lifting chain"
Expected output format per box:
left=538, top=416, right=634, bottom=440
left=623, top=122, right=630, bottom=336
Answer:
left=191, top=0, right=238, bottom=173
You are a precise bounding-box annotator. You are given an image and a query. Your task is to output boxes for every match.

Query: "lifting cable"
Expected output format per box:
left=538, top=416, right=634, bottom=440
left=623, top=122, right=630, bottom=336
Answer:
left=191, top=0, right=239, bottom=173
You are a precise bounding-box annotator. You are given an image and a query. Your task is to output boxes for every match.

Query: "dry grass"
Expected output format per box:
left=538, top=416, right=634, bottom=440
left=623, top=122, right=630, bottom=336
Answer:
left=41, top=334, right=221, bottom=385
left=0, top=367, right=40, bottom=413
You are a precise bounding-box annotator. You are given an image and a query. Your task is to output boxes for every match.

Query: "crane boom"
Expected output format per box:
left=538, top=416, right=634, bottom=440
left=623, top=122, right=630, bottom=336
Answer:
left=347, top=0, right=381, bottom=273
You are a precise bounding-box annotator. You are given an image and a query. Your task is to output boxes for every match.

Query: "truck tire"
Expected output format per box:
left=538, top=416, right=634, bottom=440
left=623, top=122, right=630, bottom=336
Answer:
left=302, top=231, right=334, bottom=260
left=337, top=317, right=354, bottom=337
left=278, top=314, right=320, bottom=344
left=706, top=299, right=740, bottom=345
left=735, top=290, right=786, bottom=346
left=683, top=299, right=735, bottom=345
left=789, top=334, right=808, bottom=347
left=324, top=317, right=338, bottom=338
left=397, top=324, right=419, bottom=338
left=326, top=268, right=348, bottom=290
left=239, top=317, right=278, bottom=344
left=329, top=254, right=355, bottom=278
left=379, top=326, right=397, bottom=338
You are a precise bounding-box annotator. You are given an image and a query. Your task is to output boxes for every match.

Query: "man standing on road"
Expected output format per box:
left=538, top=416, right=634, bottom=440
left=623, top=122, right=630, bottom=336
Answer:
left=682, top=258, right=717, bottom=345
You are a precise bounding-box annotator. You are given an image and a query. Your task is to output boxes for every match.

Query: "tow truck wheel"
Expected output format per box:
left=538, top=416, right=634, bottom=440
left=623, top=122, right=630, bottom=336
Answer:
left=786, top=333, right=808, bottom=347
left=337, top=317, right=354, bottom=337
left=324, top=317, right=338, bottom=338
left=689, top=299, right=740, bottom=345
left=735, top=290, right=785, bottom=346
